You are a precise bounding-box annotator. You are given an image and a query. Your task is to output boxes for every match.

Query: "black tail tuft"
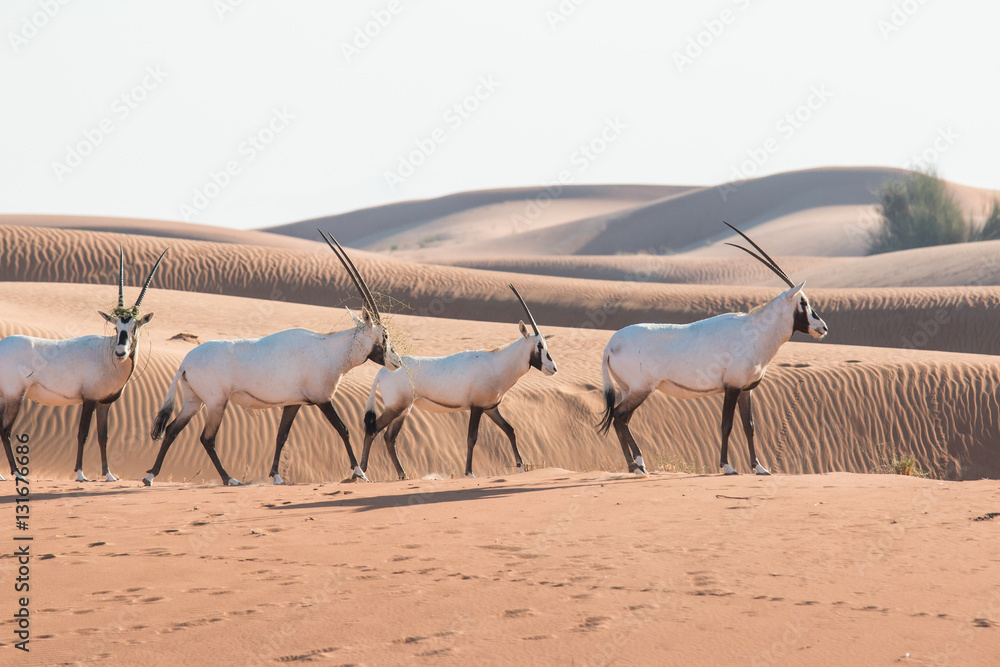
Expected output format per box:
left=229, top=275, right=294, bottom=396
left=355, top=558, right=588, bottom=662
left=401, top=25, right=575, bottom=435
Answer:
left=364, top=410, right=377, bottom=437
left=595, top=388, right=616, bottom=436
left=151, top=407, right=171, bottom=441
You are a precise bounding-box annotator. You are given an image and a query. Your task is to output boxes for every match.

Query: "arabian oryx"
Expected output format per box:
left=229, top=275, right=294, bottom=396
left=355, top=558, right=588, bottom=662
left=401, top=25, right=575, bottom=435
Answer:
left=359, top=285, right=557, bottom=480
left=597, top=222, right=828, bottom=476
left=0, top=245, right=169, bottom=482
left=145, top=232, right=401, bottom=487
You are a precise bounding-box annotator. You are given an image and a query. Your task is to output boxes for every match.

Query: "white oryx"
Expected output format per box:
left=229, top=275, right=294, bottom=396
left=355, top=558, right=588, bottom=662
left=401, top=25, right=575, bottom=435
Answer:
left=597, top=222, right=828, bottom=476
left=0, top=245, right=168, bottom=482
left=360, top=285, right=557, bottom=480
left=145, top=232, right=400, bottom=486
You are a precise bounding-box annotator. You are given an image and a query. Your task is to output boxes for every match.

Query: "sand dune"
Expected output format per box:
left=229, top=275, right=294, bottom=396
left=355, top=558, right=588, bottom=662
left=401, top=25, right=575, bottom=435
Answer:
left=264, top=183, right=687, bottom=249
left=4, top=282, right=998, bottom=484
left=441, top=239, right=1000, bottom=288
left=2, top=226, right=999, bottom=357
left=0, top=213, right=321, bottom=250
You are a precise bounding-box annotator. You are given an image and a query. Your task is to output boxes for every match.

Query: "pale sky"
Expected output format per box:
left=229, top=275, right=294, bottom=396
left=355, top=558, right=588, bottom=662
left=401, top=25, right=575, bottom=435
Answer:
left=2, top=0, right=997, bottom=229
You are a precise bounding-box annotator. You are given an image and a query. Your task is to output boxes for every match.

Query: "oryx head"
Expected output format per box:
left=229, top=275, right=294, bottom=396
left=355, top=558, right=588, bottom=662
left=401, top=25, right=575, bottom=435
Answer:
left=99, top=245, right=169, bottom=360
left=320, top=231, right=402, bottom=370
left=724, top=222, right=828, bottom=340
left=510, top=284, right=558, bottom=376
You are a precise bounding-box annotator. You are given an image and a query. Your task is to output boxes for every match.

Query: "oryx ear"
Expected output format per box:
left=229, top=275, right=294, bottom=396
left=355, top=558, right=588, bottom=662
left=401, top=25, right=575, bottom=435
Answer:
left=362, top=308, right=374, bottom=327
left=518, top=320, right=529, bottom=338
left=784, top=281, right=806, bottom=300
left=138, top=312, right=154, bottom=326
left=99, top=311, right=115, bottom=323
left=544, top=334, right=555, bottom=341
left=346, top=307, right=364, bottom=325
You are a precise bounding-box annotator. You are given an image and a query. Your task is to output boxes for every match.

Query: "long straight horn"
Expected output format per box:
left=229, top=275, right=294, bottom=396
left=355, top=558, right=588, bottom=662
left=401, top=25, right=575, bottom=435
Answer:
left=723, top=221, right=794, bottom=288
left=133, top=247, right=169, bottom=310
left=509, top=284, right=540, bottom=336
left=118, top=244, right=125, bottom=308
left=318, top=230, right=381, bottom=323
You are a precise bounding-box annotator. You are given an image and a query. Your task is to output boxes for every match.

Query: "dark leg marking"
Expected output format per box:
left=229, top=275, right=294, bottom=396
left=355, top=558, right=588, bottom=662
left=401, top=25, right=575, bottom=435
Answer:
left=317, top=401, right=358, bottom=470
left=359, top=406, right=406, bottom=474
left=96, top=402, right=112, bottom=478
left=738, top=391, right=769, bottom=474
left=1, top=397, right=24, bottom=477
left=485, top=407, right=523, bottom=470
left=465, top=407, right=484, bottom=477
left=269, top=404, right=301, bottom=479
left=720, top=387, right=741, bottom=473
left=383, top=414, right=409, bottom=480
left=199, top=404, right=233, bottom=484
left=146, top=406, right=199, bottom=480
left=75, top=400, right=98, bottom=478
left=611, top=390, right=652, bottom=473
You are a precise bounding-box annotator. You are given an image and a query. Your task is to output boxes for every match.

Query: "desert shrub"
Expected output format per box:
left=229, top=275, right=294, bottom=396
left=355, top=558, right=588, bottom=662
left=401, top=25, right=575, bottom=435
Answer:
left=976, top=199, right=1000, bottom=242
left=867, top=170, right=968, bottom=254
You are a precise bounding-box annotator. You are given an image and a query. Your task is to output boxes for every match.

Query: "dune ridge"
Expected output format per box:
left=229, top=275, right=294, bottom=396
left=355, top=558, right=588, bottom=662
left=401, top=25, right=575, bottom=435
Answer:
left=2, top=226, right=999, bottom=356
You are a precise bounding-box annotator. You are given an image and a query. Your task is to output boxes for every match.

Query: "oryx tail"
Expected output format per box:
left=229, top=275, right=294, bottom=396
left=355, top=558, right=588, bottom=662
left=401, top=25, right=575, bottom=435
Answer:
left=364, top=370, right=382, bottom=437
left=151, top=370, right=183, bottom=441
left=597, top=347, right=616, bottom=436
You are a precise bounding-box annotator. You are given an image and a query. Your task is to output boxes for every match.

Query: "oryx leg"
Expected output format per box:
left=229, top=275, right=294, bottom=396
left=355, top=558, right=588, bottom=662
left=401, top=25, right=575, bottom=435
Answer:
left=360, top=405, right=408, bottom=475
left=95, top=402, right=117, bottom=481
left=382, top=411, right=411, bottom=480
left=720, top=386, right=741, bottom=475
left=485, top=407, right=523, bottom=473
left=738, top=391, right=770, bottom=475
left=198, top=402, right=237, bottom=486
left=269, top=404, right=301, bottom=485
left=465, top=407, right=484, bottom=478
left=317, top=401, right=367, bottom=482
left=611, top=389, right=652, bottom=474
left=144, top=396, right=203, bottom=486
left=1, top=395, right=26, bottom=481
left=74, top=400, right=98, bottom=482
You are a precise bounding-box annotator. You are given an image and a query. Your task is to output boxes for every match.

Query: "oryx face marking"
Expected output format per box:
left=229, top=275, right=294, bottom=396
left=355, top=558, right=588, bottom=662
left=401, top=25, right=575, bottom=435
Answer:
left=100, top=311, right=154, bottom=361
left=793, top=295, right=827, bottom=339
left=529, top=336, right=558, bottom=376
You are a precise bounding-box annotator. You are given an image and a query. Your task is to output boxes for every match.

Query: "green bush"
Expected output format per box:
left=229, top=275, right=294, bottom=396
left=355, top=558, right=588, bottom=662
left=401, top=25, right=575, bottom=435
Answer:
left=977, top=199, right=1000, bottom=242
left=868, top=170, right=968, bottom=254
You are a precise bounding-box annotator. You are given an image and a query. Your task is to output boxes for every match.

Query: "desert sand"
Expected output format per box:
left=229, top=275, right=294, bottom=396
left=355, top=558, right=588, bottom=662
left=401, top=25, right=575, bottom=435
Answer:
left=2, top=167, right=999, bottom=665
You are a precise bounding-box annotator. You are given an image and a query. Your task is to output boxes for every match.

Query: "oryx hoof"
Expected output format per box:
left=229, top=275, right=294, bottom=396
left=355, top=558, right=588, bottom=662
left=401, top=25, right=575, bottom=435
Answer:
left=722, top=464, right=739, bottom=476
left=15, top=472, right=28, bottom=483
left=516, top=465, right=525, bottom=474
left=142, top=473, right=155, bottom=487
left=0, top=473, right=5, bottom=481
left=226, top=478, right=243, bottom=486
left=272, top=474, right=287, bottom=485
left=754, top=464, right=772, bottom=476
left=465, top=472, right=476, bottom=479
left=352, top=466, right=371, bottom=483
left=104, top=472, right=118, bottom=482
left=75, top=470, right=89, bottom=483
